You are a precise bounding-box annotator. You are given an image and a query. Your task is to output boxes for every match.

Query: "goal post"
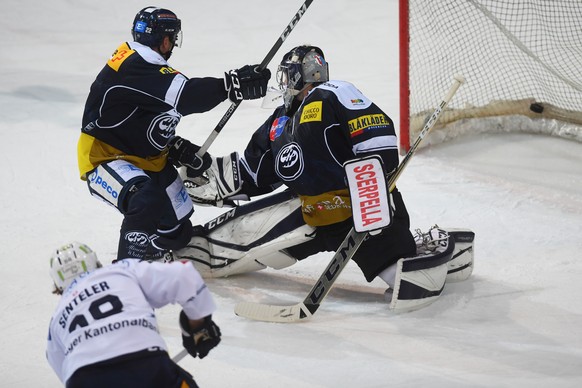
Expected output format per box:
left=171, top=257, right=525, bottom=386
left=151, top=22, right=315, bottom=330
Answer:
left=399, top=0, right=582, bottom=153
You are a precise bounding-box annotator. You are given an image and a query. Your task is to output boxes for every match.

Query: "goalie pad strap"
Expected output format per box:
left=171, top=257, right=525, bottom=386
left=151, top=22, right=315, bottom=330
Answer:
left=400, top=244, right=453, bottom=272
left=446, top=229, right=475, bottom=282
left=397, top=282, right=444, bottom=300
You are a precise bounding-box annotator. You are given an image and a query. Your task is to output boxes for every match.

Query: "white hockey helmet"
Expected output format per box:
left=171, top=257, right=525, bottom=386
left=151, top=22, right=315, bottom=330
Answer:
left=49, top=242, right=102, bottom=294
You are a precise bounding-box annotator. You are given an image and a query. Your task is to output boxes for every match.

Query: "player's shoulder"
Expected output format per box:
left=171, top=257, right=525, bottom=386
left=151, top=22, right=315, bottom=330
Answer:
left=106, top=41, right=178, bottom=75
left=312, top=80, right=373, bottom=110
left=314, top=80, right=359, bottom=94
left=106, top=42, right=139, bottom=72
left=317, top=80, right=355, bottom=90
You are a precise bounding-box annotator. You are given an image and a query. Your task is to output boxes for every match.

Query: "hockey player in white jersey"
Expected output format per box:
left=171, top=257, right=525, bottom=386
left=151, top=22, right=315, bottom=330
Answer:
left=176, top=45, right=475, bottom=312
left=46, top=242, right=221, bottom=388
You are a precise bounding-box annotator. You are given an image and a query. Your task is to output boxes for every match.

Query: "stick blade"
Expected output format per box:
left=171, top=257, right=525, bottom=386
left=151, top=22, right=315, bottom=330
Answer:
left=454, top=74, right=466, bottom=84
left=234, top=301, right=314, bottom=323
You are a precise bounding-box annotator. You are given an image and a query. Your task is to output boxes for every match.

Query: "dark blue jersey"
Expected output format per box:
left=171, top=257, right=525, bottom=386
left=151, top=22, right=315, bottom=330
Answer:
left=78, top=41, right=227, bottom=177
left=242, top=80, right=399, bottom=196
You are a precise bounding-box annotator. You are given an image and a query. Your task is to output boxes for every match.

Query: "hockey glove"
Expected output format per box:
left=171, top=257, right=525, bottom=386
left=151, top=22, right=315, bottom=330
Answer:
left=224, top=65, right=271, bottom=102
left=183, top=152, right=246, bottom=207
left=179, top=311, right=221, bottom=359
left=167, top=136, right=212, bottom=177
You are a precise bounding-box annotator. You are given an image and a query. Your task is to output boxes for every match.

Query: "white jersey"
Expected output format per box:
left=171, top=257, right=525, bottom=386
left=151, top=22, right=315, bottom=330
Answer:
left=46, top=259, right=216, bottom=384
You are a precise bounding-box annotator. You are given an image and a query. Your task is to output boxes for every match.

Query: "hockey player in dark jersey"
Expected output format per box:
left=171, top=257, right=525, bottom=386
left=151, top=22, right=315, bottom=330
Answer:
left=181, top=45, right=416, bottom=281
left=77, top=7, right=271, bottom=262
left=178, top=45, right=475, bottom=310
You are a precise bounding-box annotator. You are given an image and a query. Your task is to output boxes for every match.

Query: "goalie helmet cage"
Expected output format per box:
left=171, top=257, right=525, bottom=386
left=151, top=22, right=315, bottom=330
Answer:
left=399, top=0, right=582, bottom=153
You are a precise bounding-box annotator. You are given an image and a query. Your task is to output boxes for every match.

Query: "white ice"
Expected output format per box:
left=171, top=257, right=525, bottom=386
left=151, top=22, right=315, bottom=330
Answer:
left=2, top=0, right=582, bottom=387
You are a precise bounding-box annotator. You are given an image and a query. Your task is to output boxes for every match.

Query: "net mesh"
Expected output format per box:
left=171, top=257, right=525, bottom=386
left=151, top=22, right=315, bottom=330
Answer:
left=406, top=0, right=582, bottom=147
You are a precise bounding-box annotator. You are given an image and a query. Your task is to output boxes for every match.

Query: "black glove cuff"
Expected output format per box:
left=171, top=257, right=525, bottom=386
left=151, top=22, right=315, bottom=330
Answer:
left=179, top=310, right=193, bottom=335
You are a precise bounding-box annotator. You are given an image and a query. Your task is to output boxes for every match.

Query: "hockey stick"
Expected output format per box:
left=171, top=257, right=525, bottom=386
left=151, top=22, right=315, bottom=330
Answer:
left=172, top=348, right=188, bottom=363
left=196, top=0, right=314, bottom=156
left=234, top=75, right=466, bottom=322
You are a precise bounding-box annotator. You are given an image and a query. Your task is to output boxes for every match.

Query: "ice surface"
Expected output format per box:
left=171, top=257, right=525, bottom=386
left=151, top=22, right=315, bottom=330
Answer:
left=1, top=1, right=581, bottom=387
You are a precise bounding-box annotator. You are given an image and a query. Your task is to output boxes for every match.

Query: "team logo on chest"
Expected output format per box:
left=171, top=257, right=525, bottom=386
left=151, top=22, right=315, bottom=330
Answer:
left=148, top=112, right=181, bottom=150
left=275, top=142, right=304, bottom=181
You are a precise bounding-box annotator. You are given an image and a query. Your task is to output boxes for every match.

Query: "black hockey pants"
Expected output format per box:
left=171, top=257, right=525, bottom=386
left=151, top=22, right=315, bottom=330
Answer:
left=66, top=349, right=198, bottom=388
left=286, top=188, right=416, bottom=282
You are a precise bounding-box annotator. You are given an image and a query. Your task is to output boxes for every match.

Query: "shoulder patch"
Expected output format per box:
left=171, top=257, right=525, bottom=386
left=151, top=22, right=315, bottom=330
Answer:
left=270, top=116, right=290, bottom=141
left=300, top=101, right=322, bottom=123
left=159, top=66, right=179, bottom=74
left=348, top=114, right=390, bottom=138
left=107, top=43, right=135, bottom=72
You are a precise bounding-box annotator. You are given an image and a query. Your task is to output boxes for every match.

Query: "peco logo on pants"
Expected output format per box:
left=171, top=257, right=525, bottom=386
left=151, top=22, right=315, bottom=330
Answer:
left=89, top=171, right=119, bottom=199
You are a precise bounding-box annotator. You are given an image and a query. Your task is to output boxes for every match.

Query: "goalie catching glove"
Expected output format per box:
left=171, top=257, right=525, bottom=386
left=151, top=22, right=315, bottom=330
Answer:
left=224, top=65, right=271, bottom=102
left=179, top=310, right=221, bottom=359
left=182, top=152, right=248, bottom=207
left=167, top=136, right=212, bottom=177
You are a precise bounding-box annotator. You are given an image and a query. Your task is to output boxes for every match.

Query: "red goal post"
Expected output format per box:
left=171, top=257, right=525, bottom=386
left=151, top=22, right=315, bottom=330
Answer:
left=399, top=0, right=582, bottom=153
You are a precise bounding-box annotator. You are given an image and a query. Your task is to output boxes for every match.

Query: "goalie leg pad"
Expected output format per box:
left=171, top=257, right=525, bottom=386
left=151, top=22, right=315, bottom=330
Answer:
left=389, top=228, right=454, bottom=312
left=176, top=234, right=214, bottom=277
left=445, top=229, right=475, bottom=282
left=174, top=190, right=315, bottom=278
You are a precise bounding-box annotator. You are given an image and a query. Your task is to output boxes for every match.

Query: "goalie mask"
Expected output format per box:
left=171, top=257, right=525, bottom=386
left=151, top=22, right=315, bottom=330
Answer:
left=277, top=45, right=329, bottom=109
left=49, top=242, right=102, bottom=294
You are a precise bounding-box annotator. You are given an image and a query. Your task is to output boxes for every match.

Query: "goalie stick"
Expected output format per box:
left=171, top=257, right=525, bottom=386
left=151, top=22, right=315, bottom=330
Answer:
left=234, top=75, right=466, bottom=322
left=196, top=0, right=314, bottom=156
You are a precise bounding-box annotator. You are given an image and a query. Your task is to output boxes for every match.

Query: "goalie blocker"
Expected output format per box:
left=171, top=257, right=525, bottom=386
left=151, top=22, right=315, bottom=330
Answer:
left=344, top=155, right=392, bottom=234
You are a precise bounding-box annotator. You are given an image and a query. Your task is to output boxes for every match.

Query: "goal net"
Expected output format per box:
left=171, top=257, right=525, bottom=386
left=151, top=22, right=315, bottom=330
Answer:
left=399, top=0, right=582, bottom=152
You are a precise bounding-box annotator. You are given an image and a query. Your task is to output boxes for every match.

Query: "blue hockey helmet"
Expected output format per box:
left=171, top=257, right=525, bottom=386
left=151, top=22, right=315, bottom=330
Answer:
left=131, top=7, right=182, bottom=48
